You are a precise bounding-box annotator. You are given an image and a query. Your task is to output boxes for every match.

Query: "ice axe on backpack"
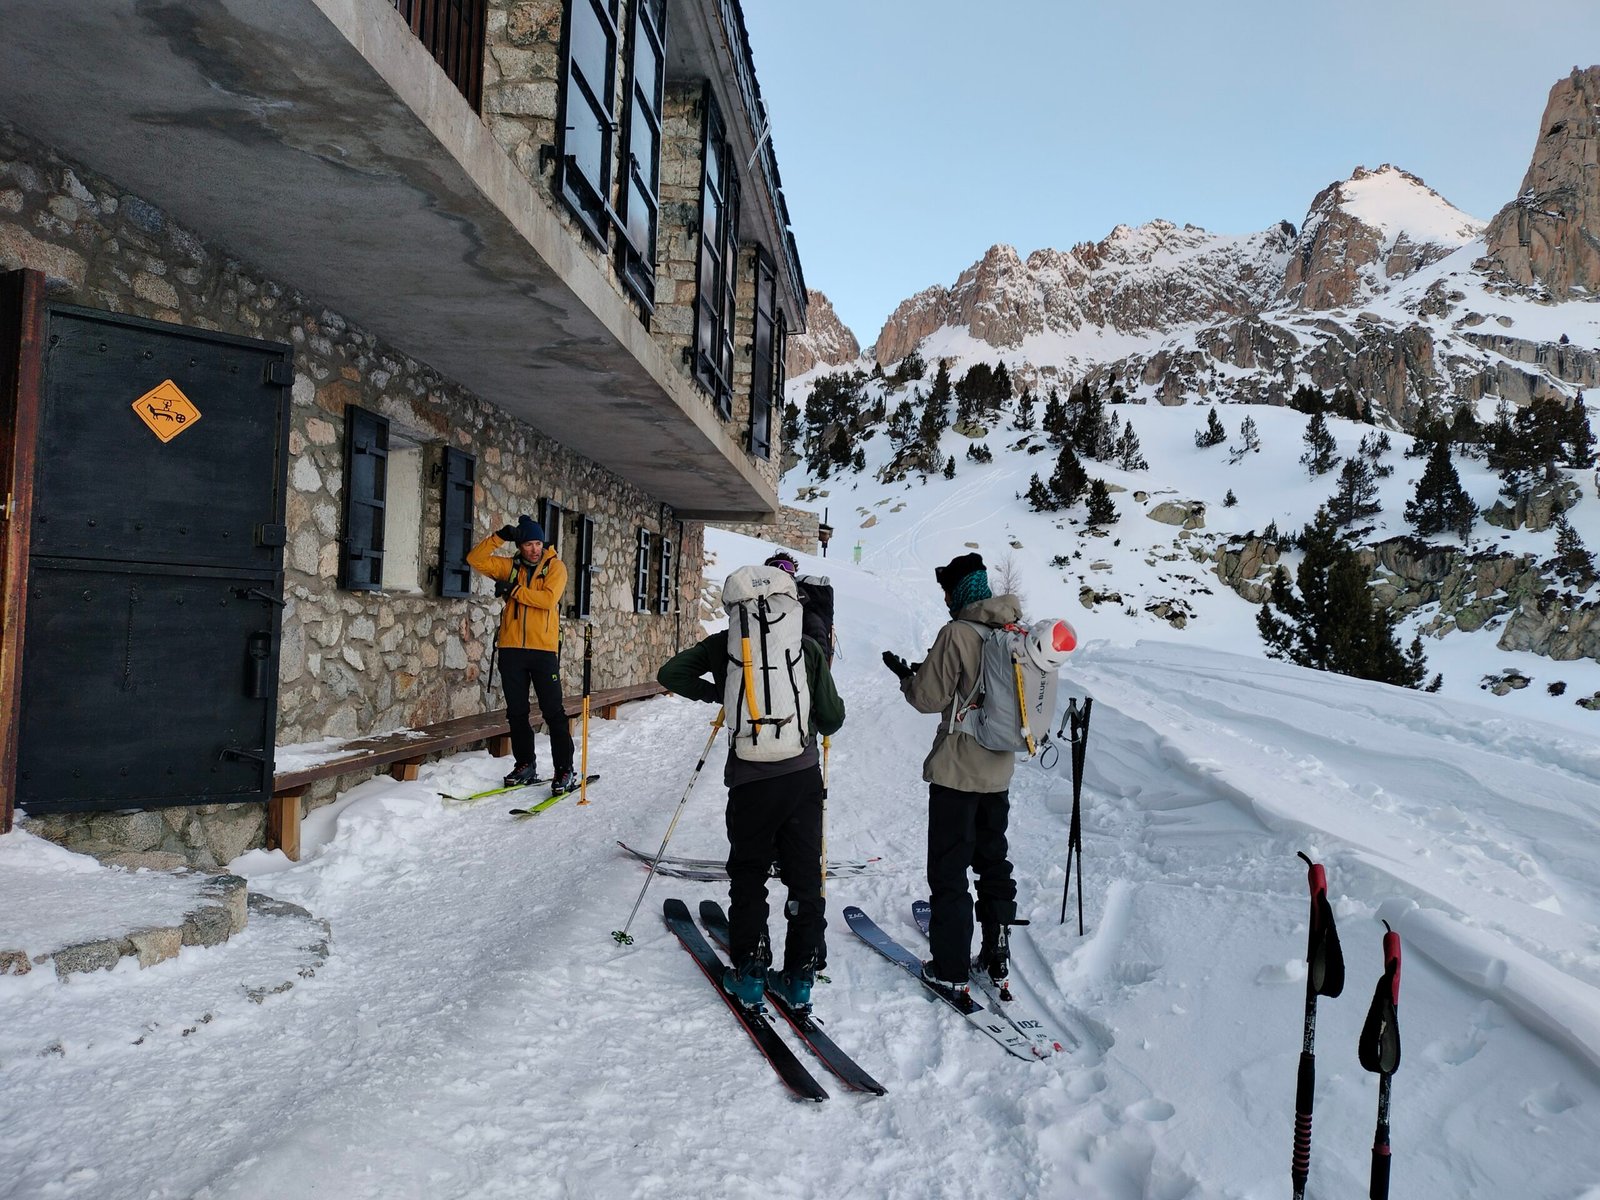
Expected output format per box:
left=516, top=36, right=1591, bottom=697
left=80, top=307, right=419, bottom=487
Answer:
left=611, top=707, right=726, bottom=946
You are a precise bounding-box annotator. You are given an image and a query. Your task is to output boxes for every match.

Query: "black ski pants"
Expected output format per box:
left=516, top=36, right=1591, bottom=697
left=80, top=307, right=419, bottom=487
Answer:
left=724, top=767, right=826, bottom=975
left=498, top=647, right=573, bottom=776
left=926, top=783, right=1017, bottom=982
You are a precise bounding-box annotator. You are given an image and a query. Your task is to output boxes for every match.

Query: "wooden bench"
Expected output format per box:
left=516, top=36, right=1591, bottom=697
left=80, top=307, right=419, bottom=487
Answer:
left=267, top=682, right=666, bottom=861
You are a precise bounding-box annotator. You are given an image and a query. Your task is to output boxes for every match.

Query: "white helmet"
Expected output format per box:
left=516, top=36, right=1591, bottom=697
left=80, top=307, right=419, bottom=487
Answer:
left=1023, top=618, right=1077, bottom=670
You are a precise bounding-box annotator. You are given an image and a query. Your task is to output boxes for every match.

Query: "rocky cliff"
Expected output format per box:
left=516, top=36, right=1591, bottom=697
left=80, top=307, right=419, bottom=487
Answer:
left=1483, top=67, right=1600, bottom=299
left=784, top=290, right=860, bottom=379
left=847, top=70, right=1600, bottom=428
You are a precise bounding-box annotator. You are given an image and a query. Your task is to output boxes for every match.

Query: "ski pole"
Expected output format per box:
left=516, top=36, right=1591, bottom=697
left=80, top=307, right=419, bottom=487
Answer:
left=577, top=622, right=593, bottom=806
left=1291, top=851, right=1346, bottom=1200
left=1359, top=921, right=1402, bottom=1200
left=611, top=707, right=725, bottom=945
left=1058, top=698, right=1092, bottom=931
left=820, top=735, right=830, bottom=898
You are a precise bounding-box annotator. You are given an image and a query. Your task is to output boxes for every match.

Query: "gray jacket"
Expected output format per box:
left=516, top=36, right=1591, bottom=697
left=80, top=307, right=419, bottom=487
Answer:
left=899, top=594, right=1023, bottom=793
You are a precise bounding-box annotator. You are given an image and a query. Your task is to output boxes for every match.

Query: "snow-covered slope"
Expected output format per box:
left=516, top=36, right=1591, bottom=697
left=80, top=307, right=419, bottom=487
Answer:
left=5, top=521, right=1600, bottom=1198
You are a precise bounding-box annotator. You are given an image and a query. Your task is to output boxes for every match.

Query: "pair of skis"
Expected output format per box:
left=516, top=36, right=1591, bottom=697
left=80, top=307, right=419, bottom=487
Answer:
left=662, top=898, right=885, bottom=1101
left=846, top=903, right=1071, bottom=1062
left=438, top=773, right=600, bottom=813
left=621, top=842, right=880, bottom=883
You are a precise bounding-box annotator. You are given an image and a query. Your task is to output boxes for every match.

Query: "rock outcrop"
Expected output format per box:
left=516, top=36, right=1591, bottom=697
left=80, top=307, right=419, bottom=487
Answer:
left=785, top=290, right=861, bottom=379
left=1483, top=67, right=1600, bottom=299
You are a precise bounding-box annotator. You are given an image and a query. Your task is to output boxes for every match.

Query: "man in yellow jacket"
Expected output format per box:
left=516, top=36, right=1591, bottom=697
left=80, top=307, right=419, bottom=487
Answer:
left=467, top=515, right=575, bottom=795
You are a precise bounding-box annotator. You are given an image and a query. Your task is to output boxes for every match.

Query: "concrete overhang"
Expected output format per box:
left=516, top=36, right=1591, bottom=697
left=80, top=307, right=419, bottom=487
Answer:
left=0, top=0, right=779, bottom=519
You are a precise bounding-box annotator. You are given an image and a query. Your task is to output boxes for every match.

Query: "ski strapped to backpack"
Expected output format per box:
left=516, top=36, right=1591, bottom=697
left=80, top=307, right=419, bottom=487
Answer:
left=721, top=566, right=811, bottom=762
left=948, top=618, right=1078, bottom=756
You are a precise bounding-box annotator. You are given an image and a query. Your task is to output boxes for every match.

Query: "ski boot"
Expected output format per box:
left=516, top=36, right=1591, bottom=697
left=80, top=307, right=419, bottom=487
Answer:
left=920, top=960, right=970, bottom=999
left=769, top=966, right=814, bottom=1012
left=722, top=936, right=770, bottom=1009
left=978, top=923, right=1014, bottom=1002
left=502, top=761, right=540, bottom=788
left=549, top=769, right=581, bottom=797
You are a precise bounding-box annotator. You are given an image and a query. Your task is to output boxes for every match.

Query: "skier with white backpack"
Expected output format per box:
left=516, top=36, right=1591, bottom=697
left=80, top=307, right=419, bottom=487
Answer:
left=882, top=552, right=1076, bottom=992
left=656, top=564, right=846, bottom=1012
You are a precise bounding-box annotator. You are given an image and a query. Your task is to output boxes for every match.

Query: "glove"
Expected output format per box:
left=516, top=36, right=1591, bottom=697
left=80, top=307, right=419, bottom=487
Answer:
left=882, top=651, right=913, bottom=680
left=496, top=524, right=518, bottom=541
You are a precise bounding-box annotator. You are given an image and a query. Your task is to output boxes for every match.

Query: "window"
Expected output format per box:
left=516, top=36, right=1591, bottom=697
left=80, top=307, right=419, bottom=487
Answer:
left=749, top=252, right=777, bottom=458
left=617, top=0, right=666, bottom=309
left=340, top=406, right=389, bottom=591
left=633, top=527, right=652, bottom=612
left=655, top=535, right=673, bottom=614
left=538, top=497, right=565, bottom=554
left=438, top=448, right=476, bottom=598
left=693, top=87, right=740, bottom=418
left=383, top=435, right=426, bottom=592
left=559, top=0, right=620, bottom=245
left=571, top=515, right=596, bottom=619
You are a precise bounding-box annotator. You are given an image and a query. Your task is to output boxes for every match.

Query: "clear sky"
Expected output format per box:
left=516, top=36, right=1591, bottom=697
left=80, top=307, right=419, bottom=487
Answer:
left=742, top=0, right=1600, bottom=347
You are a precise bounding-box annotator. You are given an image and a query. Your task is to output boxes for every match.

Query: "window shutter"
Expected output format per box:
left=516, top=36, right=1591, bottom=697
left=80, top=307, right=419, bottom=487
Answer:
left=538, top=497, right=564, bottom=554
left=633, top=527, right=652, bottom=612
left=655, top=535, right=673, bottom=614
left=340, top=406, right=389, bottom=591
left=749, top=252, right=777, bottom=458
left=559, top=0, right=621, bottom=245
left=572, top=515, right=596, bottom=619
left=617, top=0, right=667, bottom=309
left=438, top=447, right=476, bottom=598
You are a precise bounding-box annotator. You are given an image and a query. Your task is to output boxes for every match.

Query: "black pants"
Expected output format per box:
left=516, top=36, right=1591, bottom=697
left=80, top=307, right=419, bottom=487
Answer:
left=926, top=783, right=1017, bottom=981
left=725, top=768, right=826, bottom=975
left=499, top=647, right=573, bottom=776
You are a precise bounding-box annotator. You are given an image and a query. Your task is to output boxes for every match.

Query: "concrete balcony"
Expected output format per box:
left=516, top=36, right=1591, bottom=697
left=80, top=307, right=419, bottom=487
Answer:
left=0, top=0, right=779, bottom=519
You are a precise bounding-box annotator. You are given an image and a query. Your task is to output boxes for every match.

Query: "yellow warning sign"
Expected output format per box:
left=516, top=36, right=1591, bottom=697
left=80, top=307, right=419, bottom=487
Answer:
left=131, top=379, right=201, bottom=443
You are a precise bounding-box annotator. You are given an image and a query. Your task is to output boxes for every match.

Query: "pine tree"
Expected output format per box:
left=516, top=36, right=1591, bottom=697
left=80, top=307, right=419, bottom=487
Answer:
left=1048, top=442, right=1089, bottom=508
left=1195, top=407, right=1227, bottom=448
left=1291, top=384, right=1327, bottom=415
left=1117, top=419, right=1148, bottom=470
left=1359, top=430, right=1393, bottom=478
left=850, top=446, right=866, bottom=473
left=1300, top=410, right=1339, bottom=475
left=1014, top=388, right=1036, bottom=431
left=1224, top=489, right=1238, bottom=507
left=1564, top=392, right=1595, bottom=468
left=828, top=428, right=852, bottom=470
left=1327, top=456, right=1381, bottom=526
left=887, top=398, right=917, bottom=452
left=1256, top=509, right=1426, bottom=687
left=1085, top=478, right=1117, bottom=526
left=1404, top=439, right=1476, bottom=540
left=917, top=377, right=948, bottom=457
left=1334, top=386, right=1363, bottom=422
left=943, top=454, right=956, bottom=479
left=1042, top=387, right=1069, bottom=445
left=1025, top=473, right=1057, bottom=512
left=1549, top=514, right=1596, bottom=587
left=1239, top=414, right=1261, bottom=452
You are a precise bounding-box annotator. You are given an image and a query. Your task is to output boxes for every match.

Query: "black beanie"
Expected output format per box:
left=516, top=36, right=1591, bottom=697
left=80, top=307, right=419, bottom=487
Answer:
left=935, top=552, right=986, bottom=592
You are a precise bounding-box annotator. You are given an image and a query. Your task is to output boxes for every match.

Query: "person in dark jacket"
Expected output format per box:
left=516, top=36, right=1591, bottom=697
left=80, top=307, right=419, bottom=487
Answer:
left=882, top=552, right=1021, bottom=989
left=765, top=550, right=835, bottom=663
left=466, top=515, right=576, bottom=795
left=657, top=612, right=845, bottom=1011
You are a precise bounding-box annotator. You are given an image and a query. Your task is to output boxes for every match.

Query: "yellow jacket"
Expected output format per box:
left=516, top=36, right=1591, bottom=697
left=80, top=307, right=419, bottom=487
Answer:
left=466, top=535, right=568, bottom=651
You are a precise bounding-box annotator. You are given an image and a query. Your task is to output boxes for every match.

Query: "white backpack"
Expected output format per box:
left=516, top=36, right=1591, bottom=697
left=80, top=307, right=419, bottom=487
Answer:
left=950, top=618, right=1077, bottom=756
left=722, top=566, right=812, bottom=761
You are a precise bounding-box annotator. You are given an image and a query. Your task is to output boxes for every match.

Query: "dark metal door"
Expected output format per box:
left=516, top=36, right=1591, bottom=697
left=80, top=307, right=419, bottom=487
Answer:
left=14, top=305, right=291, bottom=814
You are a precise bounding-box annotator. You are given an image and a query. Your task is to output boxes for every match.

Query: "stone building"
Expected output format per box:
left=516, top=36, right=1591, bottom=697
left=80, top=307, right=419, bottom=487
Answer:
left=0, top=0, right=806, bottom=864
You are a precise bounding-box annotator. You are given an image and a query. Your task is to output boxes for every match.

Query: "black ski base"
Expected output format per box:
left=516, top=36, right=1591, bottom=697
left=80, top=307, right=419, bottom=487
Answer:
left=698, top=900, right=886, bottom=1096
left=662, top=898, right=828, bottom=1102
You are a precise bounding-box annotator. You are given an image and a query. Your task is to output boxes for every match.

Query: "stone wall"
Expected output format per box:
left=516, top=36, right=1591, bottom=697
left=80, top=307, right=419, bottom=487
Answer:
left=1, top=120, right=705, bottom=865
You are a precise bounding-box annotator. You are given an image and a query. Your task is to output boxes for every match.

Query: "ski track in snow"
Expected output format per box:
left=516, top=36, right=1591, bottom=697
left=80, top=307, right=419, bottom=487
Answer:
left=6, top=526, right=1600, bottom=1198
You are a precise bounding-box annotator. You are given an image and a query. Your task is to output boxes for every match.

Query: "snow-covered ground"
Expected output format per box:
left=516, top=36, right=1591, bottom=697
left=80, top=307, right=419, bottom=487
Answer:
left=4, top=497, right=1600, bottom=1197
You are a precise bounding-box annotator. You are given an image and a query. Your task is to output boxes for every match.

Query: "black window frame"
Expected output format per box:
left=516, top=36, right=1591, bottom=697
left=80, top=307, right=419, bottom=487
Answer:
left=633, top=527, right=652, bottom=613
left=655, top=534, right=673, bottom=614
left=616, top=0, right=667, bottom=311
left=558, top=0, right=621, bottom=247
left=749, top=250, right=778, bottom=458
left=570, top=514, right=596, bottom=619
left=693, top=86, right=740, bottom=418
left=340, top=405, right=390, bottom=592
left=437, top=447, right=476, bottom=598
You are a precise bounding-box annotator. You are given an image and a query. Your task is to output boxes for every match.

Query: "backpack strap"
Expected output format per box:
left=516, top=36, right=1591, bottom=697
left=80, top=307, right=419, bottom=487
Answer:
left=945, top=620, right=989, bottom=736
